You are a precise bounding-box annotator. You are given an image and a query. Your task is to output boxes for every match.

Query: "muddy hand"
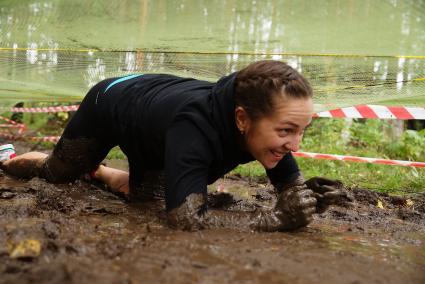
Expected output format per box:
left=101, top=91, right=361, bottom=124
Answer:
left=305, top=177, right=353, bottom=213
left=167, top=193, right=209, bottom=231
left=251, top=185, right=317, bottom=232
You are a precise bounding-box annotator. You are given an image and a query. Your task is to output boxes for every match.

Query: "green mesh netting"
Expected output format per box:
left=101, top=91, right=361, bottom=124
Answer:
left=0, top=0, right=424, bottom=111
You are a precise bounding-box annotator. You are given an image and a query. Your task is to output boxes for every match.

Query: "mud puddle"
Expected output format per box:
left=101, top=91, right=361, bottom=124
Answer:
left=0, top=142, right=425, bottom=284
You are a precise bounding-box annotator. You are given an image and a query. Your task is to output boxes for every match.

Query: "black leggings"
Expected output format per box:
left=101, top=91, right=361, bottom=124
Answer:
left=40, top=78, right=118, bottom=183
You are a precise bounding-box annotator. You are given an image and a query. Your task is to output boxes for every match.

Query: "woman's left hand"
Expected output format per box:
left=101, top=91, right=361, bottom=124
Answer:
left=305, top=177, right=354, bottom=213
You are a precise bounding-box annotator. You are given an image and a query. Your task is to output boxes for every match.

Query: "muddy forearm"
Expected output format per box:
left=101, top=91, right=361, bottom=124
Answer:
left=166, top=193, right=281, bottom=231
left=249, top=208, right=292, bottom=232
left=167, top=193, right=209, bottom=231
left=273, top=172, right=305, bottom=194
left=167, top=185, right=317, bottom=232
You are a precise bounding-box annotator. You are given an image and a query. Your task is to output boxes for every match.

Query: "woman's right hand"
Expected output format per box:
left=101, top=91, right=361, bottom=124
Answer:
left=251, top=185, right=317, bottom=232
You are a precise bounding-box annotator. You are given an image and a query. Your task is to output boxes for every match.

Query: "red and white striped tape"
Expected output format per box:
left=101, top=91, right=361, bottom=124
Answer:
left=11, top=105, right=79, bottom=113
left=293, top=151, right=425, bottom=168
left=0, top=131, right=423, bottom=168
left=2, top=104, right=425, bottom=168
left=314, top=105, right=425, bottom=120
left=9, top=104, right=425, bottom=120
left=0, top=115, right=24, bottom=126
left=0, top=124, right=24, bottom=128
left=0, top=115, right=25, bottom=134
left=0, top=132, right=59, bottom=143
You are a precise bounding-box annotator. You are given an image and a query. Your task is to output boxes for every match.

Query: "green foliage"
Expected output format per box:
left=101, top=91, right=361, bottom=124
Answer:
left=386, top=129, right=425, bottom=161
left=106, top=147, right=126, bottom=160
left=297, top=158, right=425, bottom=195
left=349, top=119, right=386, bottom=152
left=302, top=119, right=347, bottom=153
left=232, top=118, right=425, bottom=194
left=231, top=161, right=266, bottom=180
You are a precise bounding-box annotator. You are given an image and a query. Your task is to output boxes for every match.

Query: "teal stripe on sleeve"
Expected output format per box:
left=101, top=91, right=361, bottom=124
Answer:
left=104, top=74, right=144, bottom=93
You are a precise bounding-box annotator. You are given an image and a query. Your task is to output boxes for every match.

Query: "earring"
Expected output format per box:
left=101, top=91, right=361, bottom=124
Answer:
left=240, top=129, right=245, bottom=135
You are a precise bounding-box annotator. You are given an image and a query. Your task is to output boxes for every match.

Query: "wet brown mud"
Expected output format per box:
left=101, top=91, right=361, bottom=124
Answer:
left=1, top=143, right=425, bottom=284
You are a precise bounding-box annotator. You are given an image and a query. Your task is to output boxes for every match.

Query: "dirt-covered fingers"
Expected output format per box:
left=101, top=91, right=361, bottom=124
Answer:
left=301, top=206, right=316, bottom=221
left=271, top=186, right=317, bottom=230
left=297, top=188, right=317, bottom=203
left=322, top=187, right=346, bottom=200
left=306, top=176, right=343, bottom=187
left=297, top=193, right=317, bottom=224
left=305, top=177, right=343, bottom=194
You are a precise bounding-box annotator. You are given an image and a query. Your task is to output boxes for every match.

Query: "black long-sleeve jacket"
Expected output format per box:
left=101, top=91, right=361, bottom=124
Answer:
left=101, top=72, right=300, bottom=210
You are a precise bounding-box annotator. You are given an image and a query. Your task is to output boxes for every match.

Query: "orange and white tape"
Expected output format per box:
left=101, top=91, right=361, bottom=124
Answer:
left=0, top=124, right=24, bottom=128
left=0, top=132, right=59, bottom=143
left=0, top=115, right=25, bottom=134
left=11, top=105, right=79, bottom=113
left=0, top=131, right=423, bottom=168
left=293, top=151, right=425, bottom=168
left=9, top=104, right=425, bottom=120
left=314, top=105, right=425, bottom=120
left=0, top=115, right=24, bottom=125
left=2, top=104, right=425, bottom=168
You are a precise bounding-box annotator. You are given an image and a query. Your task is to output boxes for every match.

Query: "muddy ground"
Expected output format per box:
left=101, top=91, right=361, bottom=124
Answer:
left=0, top=142, right=424, bottom=284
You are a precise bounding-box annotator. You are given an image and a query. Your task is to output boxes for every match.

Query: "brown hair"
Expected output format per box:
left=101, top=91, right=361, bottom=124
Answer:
left=234, top=60, right=312, bottom=121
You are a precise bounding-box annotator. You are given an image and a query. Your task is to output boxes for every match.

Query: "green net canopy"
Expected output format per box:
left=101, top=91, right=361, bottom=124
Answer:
left=0, top=0, right=424, bottom=110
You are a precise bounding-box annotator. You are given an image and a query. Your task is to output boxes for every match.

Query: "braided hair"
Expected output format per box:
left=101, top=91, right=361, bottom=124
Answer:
left=234, top=60, right=312, bottom=121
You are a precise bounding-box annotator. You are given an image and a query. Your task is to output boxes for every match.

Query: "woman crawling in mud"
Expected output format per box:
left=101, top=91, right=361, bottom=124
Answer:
left=0, top=60, right=348, bottom=231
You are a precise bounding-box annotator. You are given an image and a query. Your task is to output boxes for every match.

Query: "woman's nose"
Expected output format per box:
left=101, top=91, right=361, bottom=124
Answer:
left=286, top=135, right=302, bottom=152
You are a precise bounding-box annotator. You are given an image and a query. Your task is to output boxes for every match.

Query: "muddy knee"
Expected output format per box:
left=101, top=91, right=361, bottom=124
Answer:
left=40, top=137, right=107, bottom=183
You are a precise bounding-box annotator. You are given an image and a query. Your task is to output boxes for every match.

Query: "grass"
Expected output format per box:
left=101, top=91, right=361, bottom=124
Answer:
left=232, top=159, right=425, bottom=195
left=106, top=146, right=126, bottom=160
left=232, top=118, right=425, bottom=194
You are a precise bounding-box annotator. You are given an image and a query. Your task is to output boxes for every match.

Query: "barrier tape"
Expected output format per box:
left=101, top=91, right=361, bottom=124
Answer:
left=0, top=115, right=25, bottom=134
left=0, top=115, right=23, bottom=125
left=11, top=105, right=79, bottom=113
left=0, top=130, right=423, bottom=168
left=2, top=105, right=424, bottom=168
left=0, top=132, right=59, bottom=143
left=8, top=104, right=425, bottom=120
left=0, top=124, right=25, bottom=128
left=314, top=105, right=425, bottom=120
left=293, top=151, right=425, bottom=168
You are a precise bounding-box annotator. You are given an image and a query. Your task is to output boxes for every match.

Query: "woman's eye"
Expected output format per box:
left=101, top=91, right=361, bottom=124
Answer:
left=278, top=128, right=290, bottom=135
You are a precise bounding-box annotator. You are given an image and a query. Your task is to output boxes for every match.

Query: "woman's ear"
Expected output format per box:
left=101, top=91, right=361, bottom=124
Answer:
left=235, top=106, right=249, bottom=134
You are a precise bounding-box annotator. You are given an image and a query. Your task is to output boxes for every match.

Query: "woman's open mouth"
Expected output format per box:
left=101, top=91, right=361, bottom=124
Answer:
left=270, top=150, right=285, bottom=159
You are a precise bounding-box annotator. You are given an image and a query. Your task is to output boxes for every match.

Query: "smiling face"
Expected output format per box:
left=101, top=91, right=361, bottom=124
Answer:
left=235, top=94, right=313, bottom=169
